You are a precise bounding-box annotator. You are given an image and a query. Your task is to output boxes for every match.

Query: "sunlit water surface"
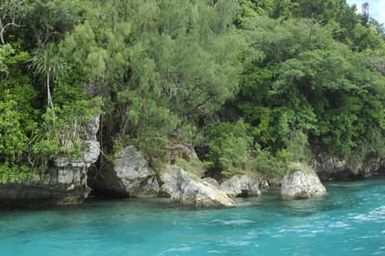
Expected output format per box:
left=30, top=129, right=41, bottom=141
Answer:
left=1, top=179, right=385, bottom=256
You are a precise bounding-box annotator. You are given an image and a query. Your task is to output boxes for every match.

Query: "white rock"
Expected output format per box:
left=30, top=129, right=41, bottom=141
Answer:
left=92, top=146, right=159, bottom=197
left=161, top=166, right=234, bottom=208
left=220, top=174, right=262, bottom=197
left=202, top=177, right=220, bottom=188
left=281, top=163, right=326, bottom=200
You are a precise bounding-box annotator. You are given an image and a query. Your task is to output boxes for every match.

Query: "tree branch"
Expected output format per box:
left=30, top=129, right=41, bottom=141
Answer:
left=0, top=21, right=20, bottom=45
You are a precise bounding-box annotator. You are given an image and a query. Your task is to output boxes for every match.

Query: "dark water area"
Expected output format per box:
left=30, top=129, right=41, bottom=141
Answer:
left=1, top=178, right=385, bottom=255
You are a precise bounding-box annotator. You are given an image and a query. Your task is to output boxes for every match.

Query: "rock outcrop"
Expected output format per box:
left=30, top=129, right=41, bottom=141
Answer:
left=91, top=146, right=159, bottom=197
left=202, top=177, right=220, bottom=188
left=167, top=143, right=199, bottom=163
left=281, top=163, right=326, bottom=200
left=0, top=116, right=101, bottom=208
left=160, top=166, right=234, bottom=208
left=219, top=174, right=262, bottom=197
left=312, top=153, right=385, bottom=180
left=49, top=139, right=100, bottom=203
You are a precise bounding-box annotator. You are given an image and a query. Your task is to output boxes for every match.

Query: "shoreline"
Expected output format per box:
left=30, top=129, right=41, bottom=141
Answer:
left=2, top=176, right=384, bottom=211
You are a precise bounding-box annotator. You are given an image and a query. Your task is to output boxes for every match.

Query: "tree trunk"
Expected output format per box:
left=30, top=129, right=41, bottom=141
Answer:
left=47, top=72, right=53, bottom=108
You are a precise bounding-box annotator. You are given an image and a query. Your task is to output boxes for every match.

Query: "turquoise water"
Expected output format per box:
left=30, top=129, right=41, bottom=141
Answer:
left=1, top=179, right=385, bottom=256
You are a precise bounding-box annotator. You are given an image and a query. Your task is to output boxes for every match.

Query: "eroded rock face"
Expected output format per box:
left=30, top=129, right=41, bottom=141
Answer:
left=86, top=115, right=100, bottom=141
left=54, top=141, right=100, bottom=169
left=91, top=146, right=159, bottom=197
left=312, top=154, right=385, bottom=180
left=167, top=143, right=198, bottom=163
left=160, top=166, right=234, bottom=208
left=219, top=174, right=262, bottom=198
left=202, top=177, right=220, bottom=188
left=0, top=183, right=90, bottom=208
left=0, top=116, right=101, bottom=208
left=281, top=163, right=326, bottom=200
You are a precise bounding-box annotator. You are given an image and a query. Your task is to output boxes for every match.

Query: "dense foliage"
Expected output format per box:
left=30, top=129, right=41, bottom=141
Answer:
left=1, top=0, right=385, bottom=182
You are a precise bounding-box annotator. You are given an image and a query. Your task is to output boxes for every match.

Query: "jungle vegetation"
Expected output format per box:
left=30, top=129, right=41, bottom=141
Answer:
left=1, top=0, right=385, bottom=182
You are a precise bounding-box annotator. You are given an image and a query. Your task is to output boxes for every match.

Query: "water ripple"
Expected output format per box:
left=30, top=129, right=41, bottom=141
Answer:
left=2, top=179, right=385, bottom=256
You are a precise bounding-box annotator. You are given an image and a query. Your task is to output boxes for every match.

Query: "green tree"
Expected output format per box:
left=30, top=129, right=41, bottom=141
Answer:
left=58, top=0, right=243, bottom=167
left=204, top=120, right=254, bottom=177
left=237, top=14, right=385, bottom=161
left=29, top=43, right=65, bottom=108
left=0, top=0, right=26, bottom=45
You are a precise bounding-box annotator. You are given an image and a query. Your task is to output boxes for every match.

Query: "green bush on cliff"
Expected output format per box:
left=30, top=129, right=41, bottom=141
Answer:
left=0, top=163, right=34, bottom=184
left=174, top=158, right=206, bottom=178
left=31, top=96, right=102, bottom=168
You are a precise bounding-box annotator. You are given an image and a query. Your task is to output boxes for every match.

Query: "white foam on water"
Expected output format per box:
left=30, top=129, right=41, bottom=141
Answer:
left=207, top=250, right=225, bottom=254
left=277, top=227, right=311, bottom=234
left=311, top=229, right=325, bottom=234
left=352, top=206, right=385, bottom=222
left=359, top=235, right=373, bottom=239
left=299, top=234, right=316, bottom=238
left=158, top=246, right=192, bottom=255
left=222, top=240, right=251, bottom=247
left=271, top=234, right=284, bottom=238
left=328, top=221, right=349, bottom=228
left=211, top=219, right=254, bottom=226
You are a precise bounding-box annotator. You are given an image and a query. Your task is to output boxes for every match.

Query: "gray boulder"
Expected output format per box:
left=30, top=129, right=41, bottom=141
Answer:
left=312, top=153, right=385, bottom=180
left=281, top=163, right=326, bottom=200
left=160, top=166, right=234, bottom=208
left=202, top=177, right=220, bottom=188
left=92, top=146, right=159, bottom=197
left=220, top=174, right=262, bottom=197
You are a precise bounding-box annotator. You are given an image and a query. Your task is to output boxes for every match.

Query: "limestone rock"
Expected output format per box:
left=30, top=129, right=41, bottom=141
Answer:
left=92, top=146, right=159, bottom=197
left=220, top=174, right=262, bottom=198
left=54, top=141, right=100, bottom=169
left=160, top=166, right=234, bottom=208
left=86, top=115, right=100, bottom=141
left=312, top=153, right=385, bottom=180
left=202, top=177, right=220, bottom=188
left=0, top=115, right=101, bottom=208
left=0, top=183, right=91, bottom=208
left=281, top=163, right=326, bottom=200
left=167, top=143, right=198, bottom=163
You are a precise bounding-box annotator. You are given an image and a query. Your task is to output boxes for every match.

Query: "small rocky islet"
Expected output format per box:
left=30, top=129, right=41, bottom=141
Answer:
left=2, top=1, right=385, bottom=255
left=2, top=0, right=385, bottom=211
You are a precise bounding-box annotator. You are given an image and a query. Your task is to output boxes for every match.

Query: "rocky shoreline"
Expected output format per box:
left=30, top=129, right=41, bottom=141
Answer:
left=0, top=162, right=383, bottom=209
left=1, top=121, right=384, bottom=209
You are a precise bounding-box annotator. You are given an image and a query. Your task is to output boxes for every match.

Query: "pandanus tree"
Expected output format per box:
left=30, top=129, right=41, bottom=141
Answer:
left=29, top=44, right=65, bottom=109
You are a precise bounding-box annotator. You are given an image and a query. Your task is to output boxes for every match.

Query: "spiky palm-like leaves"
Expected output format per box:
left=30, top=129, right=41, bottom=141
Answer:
left=29, top=44, right=65, bottom=108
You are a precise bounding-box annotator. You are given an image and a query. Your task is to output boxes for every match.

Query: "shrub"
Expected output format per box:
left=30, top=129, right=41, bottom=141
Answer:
left=205, top=120, right=254, bottom=177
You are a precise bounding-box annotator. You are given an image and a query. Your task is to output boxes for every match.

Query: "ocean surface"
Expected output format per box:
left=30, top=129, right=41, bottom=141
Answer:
left=1, top=179, right=385, bottom=256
